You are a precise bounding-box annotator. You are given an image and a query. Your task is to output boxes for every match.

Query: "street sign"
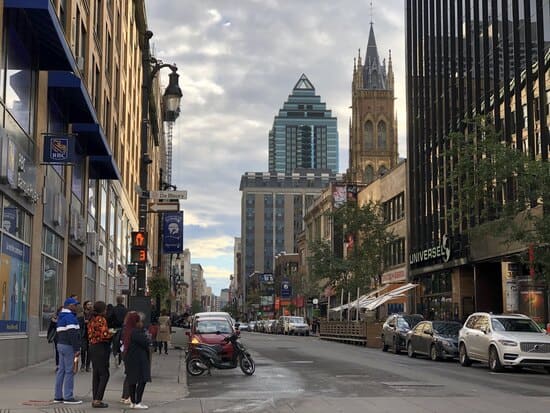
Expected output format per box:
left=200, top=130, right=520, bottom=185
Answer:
left=148, top=202, right=180, bottom=213
left=147, top=190, right=187, bottom=200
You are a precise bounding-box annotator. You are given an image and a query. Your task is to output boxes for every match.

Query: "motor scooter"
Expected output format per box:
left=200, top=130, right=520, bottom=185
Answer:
left=186, top=332, right=255, bottom=376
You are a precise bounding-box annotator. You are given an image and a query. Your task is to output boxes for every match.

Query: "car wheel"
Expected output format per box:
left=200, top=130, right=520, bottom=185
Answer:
left=489, top=346, right=504, bottom=372
left=393, top=337, right=400, bottom=354
left=407, top=342, right=416, bottom=358
left=381, top=335, right=389, bottom=352
left=430, top=344, right=440, bottom=361
left=459, top=343, right=472, bottom=367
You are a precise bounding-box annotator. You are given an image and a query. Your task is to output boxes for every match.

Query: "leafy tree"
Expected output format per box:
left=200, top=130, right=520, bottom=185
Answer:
left=308, top=200, right=393, bottom=294
left=445, top=116, right=550, bottom=281
left=148, top=275, right=170, bottom=310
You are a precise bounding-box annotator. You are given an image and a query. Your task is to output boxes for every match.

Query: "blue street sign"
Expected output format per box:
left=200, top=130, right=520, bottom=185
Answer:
left=162, top=211, right=183, bottom=254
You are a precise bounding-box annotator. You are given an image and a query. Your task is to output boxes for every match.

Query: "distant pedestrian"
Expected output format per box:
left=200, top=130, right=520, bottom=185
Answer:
left=53, top=297, right=82, bottom=405
left=47, top=306, right=63, bottom=371
left=157, top=310, right=171, bottom=355
left=123, top=312, right=151, bottom=409
left=81, top=300, right=93, bottom=372
left=87, top=301, right=114, bottom=408
left=110, top=296, right=127, bottom=365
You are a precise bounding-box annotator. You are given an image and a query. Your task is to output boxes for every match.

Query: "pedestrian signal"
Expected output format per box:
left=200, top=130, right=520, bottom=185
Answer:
left=131, top=248, right=147, bottom=263
left=131, top=231, right=147, bottom=248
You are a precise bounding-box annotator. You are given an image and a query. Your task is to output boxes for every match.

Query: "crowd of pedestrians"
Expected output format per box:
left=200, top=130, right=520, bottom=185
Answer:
left=47, top=295, right=168, bottom=409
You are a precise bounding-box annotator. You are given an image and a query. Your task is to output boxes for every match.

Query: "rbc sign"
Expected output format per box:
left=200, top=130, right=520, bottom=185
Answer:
left=281, top=280, right=292, bottom=299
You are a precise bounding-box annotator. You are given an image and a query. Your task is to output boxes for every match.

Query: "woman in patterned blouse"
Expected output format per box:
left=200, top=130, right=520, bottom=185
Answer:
left=87, top=301, right=113, bottom=408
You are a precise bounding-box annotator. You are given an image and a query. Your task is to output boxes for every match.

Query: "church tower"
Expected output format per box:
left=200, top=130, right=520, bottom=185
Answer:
left=348, top=23, right=397, bottom=184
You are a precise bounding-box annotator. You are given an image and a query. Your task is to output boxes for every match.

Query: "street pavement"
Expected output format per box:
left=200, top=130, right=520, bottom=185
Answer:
left=1, top=332, right=550, bottom=412
left=0, top=347, right=188, bottom=412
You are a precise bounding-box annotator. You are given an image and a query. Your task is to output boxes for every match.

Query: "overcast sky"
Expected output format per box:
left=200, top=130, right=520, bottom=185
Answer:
left=144, top=0, right=407, bottom=295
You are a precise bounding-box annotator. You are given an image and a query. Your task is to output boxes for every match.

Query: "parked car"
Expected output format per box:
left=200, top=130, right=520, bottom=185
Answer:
left=459, top=312, right=550, bottom=373
left=287, top=316, right=310, bottom=336
left=406, top=320, right=461, bottom=361
left=248, top=321, right=257, bottom=332
left=186, top=317, right=237, bottom=360
left=192, top=312, right=236, bottom=326
left=266, top=319, right=277, bottom=334
left=381, top=313, right=424, bottom=353
left=237, top=322, right=249, bottom=332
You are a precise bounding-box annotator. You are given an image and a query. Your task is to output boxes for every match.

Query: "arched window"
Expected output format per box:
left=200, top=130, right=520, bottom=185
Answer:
left=364, top=121, right=373, bottom=149
left=378, top=165, right=388, bottom=176
left=364, top=165, right=374, bottom=183
left=377, top=120, right=387, bottom=149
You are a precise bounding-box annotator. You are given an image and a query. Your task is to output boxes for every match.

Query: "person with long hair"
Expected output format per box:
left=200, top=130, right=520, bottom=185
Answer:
left=119, top=311, right=136, bottom=405
left=81, top=300, right=93, bottom=372
left=122, top=312, right=151, bottom=409
left=87, top=301, right=113, bottom=408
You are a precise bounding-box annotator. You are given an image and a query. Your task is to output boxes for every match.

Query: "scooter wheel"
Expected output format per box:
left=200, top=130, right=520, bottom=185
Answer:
left=239, top=354, right=255, bottom=376
left=186, top=357, right=206, bottom=376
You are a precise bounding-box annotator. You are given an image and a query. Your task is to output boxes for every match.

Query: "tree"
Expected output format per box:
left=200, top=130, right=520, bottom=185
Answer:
left=445, top=116, right=550, bottom=281
left=308, top=200, right=393, bottom=293
left=148, top=275, right=170, bottom=310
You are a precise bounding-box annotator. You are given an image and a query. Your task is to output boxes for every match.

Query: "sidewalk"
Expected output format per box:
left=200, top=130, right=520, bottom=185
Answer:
left=0, top=348, right=188, bottom=412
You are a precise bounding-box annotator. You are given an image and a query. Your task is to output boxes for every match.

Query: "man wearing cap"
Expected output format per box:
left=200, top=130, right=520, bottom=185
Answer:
left=53, top=297, right=83, bottom=404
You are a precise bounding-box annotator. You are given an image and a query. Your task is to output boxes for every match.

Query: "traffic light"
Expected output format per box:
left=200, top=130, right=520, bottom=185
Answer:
left=131, top=231, right=148, bottom=263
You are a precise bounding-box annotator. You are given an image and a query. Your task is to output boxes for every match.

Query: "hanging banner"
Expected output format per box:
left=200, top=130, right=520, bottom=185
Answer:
left=281, top=279, right=292, bottom=299
left=42, top=135, right=75, bottom=164
left=162, top=211, right=183, bottom=254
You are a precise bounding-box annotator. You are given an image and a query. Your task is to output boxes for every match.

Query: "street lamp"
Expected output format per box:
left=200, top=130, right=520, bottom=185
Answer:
left=135, top=30, right=182, bottom=297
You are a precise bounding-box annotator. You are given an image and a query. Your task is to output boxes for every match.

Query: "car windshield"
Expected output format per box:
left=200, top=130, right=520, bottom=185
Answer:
left=290, top=317, right=304, bottom=323
left=194, top=319, right=232, bottom=334
left=399, top=315, right=422, bottom=329
left=491, top=318, right=542, bottom=333
left=432, top=322, right=461, bottom=336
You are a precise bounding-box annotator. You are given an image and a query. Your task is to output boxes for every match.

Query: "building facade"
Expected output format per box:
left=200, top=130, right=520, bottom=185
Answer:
left=268, top=74, right=338, bottom=174
left=0, top=0, right=173, bottom=372
left=406, top=1, right=549, bottom=322
left=348, top=25, right=398, bottom=184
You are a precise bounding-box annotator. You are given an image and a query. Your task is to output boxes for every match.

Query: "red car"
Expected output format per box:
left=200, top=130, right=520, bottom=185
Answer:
left=186, top=317, right=237, bottom=360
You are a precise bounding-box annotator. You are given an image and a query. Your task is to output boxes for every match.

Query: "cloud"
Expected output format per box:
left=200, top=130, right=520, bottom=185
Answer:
left=146, top=0, right=408, bottom=294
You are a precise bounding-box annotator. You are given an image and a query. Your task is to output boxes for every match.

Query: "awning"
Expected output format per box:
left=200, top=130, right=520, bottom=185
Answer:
left=48, top=72, right=98, bottom=124
left=364, top=283, right=418, bottom=311
left=89, top=156, right=122, bottom=181
left=72, top=123, right=109, bottom=156
left=5, top=0, right=77, bottom=72
left=329, top=285, right=390, bottom=312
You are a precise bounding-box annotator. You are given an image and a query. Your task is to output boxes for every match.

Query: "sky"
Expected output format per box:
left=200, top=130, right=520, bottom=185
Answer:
left=144, top=0, right=407, bottom=295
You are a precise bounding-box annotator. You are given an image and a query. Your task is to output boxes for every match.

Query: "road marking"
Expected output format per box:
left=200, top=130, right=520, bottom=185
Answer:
left=285, top=360, right=314, bottom=364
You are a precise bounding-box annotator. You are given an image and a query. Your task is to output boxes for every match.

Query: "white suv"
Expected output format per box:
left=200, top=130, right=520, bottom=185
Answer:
left=459, top=312, right=550, bottom=373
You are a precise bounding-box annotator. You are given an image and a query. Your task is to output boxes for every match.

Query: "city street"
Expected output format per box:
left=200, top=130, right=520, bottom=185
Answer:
left=1, top=332, right=550, bottom=412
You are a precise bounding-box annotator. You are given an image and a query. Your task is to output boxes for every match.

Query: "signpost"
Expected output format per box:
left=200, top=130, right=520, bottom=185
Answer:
left=148, top=202, right=180, bottom=213
left=146, top=190, right=188, bottom=200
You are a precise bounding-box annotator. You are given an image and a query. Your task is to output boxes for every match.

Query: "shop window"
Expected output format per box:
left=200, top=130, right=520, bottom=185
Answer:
left=40, top=227, right=63, bottom=331
left=2, top=197, right=31, bottom=242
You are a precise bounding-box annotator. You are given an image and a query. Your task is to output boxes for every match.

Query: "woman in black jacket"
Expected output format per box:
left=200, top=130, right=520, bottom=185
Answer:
left=122, top=312, right=151, bottom=409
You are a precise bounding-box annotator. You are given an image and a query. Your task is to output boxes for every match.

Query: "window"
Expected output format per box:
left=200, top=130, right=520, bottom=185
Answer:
left=364, top=121, right=374, bottom=149
left=40, top=227, right=63, bottom=331
left=364, top=165, right=374, bottom=183
left=383, top=192, right=405, bottom=223
left=2, top=197, right=31, bottom=242
left=378, top=120, right=387, bottom=149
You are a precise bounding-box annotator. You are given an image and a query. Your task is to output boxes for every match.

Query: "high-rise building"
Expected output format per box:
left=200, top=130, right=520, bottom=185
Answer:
left=406, top=1, right=549, bottom=321
left=348, top=24, right=398, bottom=183
left=268, top=75, right=338, bottom=174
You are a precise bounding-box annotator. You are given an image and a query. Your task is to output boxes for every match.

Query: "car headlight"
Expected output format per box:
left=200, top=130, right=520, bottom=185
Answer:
left=497, top=339, right=518, bottom=346
left=191, top=337, right=201, bottom=344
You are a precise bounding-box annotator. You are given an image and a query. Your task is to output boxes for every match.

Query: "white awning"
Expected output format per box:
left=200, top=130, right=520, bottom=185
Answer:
left=329, top=285, right=391, bottom=311
left=363, top=283, right=418, bottom=311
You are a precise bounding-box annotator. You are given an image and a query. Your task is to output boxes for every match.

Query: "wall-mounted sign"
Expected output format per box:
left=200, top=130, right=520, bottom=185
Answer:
left=381, top=268, right=407, bottom=284
left=42, top=135, right=75, bottom=164
left=409, top=234, right=451, bottom=266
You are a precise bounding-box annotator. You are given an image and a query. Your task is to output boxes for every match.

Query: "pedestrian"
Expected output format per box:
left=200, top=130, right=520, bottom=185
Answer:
left=110, top=296, right=127, bottom=365
left=81, top=300, right=93, bottom=371
left=123, top=312, right=151, bottom=409
left=87, top=301, right=113, bottom=408
left=53, top=297, right=82, bottom=405
left=119, top=311, right=137, bottom=405
left=156, top=309, right=171, bottom=355
left=148, top=322, right=158, bottom=352
left=105, top=304, right=115, bottom=328
left=47, top=306, right=63, bottom=372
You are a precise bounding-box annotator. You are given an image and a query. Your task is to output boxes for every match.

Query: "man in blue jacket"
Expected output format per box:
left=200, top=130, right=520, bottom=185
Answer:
left=53, top=297, right=82, bottom=404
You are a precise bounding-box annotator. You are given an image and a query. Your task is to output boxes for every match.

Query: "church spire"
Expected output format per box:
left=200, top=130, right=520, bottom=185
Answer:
left=387, top=49, right=394, bottom=90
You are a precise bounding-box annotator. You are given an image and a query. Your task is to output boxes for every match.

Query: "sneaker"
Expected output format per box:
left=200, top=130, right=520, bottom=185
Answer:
left=132, top=403, right=149, bottom=409
left=53, top=398, right=64, bottom=403
left=64, top=398, right=83, bottom=405
left=121, top=398, right=131, bottom=405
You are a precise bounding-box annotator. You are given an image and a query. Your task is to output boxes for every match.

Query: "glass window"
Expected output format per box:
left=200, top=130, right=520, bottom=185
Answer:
left=377, top=121, right=387, bottom=149
left=364, top=165, right=374, bottom=183
left=0, top=235, right=30, bottom=333
left=2, top=197, right=30, bottom=242
left=100, top=183, right=107, bottom=234
left=40, top=254, right=61, bottom=331
left=85, top=259, right=96, bottom=303
left=364, top=121, right=373, bottom=149
left=109, top=191, right=116, bottom=242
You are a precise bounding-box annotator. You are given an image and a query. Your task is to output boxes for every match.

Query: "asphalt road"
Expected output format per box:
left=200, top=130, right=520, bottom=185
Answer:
left=180, top=331, right=550, bottom=413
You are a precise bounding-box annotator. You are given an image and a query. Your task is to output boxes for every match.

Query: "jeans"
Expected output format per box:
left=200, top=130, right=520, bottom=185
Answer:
left=54, top=343, right=76, bottom=400
left=89, top=343, right=110, bottom=401
left=129, top=382, right=146, bottom=404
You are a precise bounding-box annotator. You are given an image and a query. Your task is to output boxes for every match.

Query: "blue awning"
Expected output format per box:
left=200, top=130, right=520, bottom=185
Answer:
left=4, top=0, right=77, bottom=72
left=72, top=123, right=109, bottom=156
left=89, top=156, right=122, bottom=181
left=48, top=71, right=98, bottom=124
